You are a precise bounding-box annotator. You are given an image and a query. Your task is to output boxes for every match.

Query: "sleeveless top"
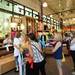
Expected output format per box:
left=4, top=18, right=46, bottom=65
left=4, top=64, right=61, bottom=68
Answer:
left=54, top=42, right=62, bottom=59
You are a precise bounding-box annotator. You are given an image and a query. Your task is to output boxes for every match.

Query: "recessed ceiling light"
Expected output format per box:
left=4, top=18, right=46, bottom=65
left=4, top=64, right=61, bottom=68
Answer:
left=43, top=2, right=48, bottom=7
left=50, top=15, right=53, bottom=17
left=73, top=18, right=75, bottom=20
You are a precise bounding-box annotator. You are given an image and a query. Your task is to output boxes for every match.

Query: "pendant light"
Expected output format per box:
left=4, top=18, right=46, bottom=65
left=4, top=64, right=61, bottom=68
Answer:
left=43, top=2, right=48, bottom=7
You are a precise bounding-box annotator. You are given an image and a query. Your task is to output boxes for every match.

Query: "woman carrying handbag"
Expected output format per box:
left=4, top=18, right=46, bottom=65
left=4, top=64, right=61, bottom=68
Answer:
left=28, top=33, right=46, bottom=75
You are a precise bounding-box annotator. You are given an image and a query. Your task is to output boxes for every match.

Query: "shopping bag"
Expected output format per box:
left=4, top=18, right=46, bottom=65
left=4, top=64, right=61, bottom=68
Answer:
left=62, top=53, right=66, bottom=62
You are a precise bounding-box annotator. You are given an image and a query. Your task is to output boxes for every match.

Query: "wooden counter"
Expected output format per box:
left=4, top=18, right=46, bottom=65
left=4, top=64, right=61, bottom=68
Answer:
left=0, top=46, right=14, bottom=57
left=0, top=54, right=15, bottom=75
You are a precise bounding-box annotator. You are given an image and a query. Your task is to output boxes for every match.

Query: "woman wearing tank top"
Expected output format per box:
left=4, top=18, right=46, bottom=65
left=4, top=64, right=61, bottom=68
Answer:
left=52, top=32, right=63, bottom=75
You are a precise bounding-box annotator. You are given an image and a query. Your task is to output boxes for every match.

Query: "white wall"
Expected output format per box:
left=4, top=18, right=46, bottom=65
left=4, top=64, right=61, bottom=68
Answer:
left=13, top=0, right=50, bottom=15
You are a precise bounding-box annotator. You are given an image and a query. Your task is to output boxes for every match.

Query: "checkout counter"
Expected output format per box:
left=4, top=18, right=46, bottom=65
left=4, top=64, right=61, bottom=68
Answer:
left=0, top=46, right=15, bottom=75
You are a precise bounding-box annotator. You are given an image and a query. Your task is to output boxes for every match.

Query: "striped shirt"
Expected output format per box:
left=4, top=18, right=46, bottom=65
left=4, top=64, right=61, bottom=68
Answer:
left=31, top=41, right=44, bottom=63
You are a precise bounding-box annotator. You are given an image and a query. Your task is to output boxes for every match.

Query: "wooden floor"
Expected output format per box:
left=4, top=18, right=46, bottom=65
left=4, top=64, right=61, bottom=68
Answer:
left=3, top=56, right=73, bottom=75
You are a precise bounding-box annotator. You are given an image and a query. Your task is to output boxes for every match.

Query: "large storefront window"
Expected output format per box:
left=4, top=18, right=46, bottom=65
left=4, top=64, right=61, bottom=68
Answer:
left=14, top=4, right=24, bottom=15
left=25, top=7, right=32, bottom=17
left=51, top=18, right=54, bottom=25
left=47, top=17, right=50, bottom=24
left=43, top=15, right=47, bottom=22
left=0, top=11, right=12, bottom=37
left=56, top=21, right=60, bottom=30
left=33, top=11, right=38, bottom=19
left=0, top=0, right=12, bottom=11
left=54, top=20, right=56, bottom=25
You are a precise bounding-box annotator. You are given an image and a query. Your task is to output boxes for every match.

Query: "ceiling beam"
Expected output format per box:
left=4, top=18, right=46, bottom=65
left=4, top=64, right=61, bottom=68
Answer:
left=47, top=8, right=75, bottom=16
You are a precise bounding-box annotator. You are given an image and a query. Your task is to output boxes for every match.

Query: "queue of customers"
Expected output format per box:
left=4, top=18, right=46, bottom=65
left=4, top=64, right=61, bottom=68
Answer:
left=2, top=31, right=75, bottom=75
left=13, top=32, right=46, bottom=75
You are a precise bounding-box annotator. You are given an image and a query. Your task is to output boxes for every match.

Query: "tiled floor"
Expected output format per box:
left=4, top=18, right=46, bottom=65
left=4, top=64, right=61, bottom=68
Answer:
left=3, top=56, right=73, bottom=75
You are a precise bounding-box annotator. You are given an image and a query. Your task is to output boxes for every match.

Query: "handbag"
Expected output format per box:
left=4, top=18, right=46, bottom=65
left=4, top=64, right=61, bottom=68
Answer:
left=62, top=53, right=65, bottom=62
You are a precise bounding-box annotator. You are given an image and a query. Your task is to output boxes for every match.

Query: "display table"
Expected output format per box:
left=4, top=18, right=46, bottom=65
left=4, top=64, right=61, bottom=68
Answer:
left=0, top=54, right=15, bottom=75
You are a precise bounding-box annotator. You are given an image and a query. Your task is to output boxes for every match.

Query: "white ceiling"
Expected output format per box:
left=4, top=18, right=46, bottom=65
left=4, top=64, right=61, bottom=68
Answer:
left=13, top=0, right=75, bottom=19
left=44, top=0, right=75, bottom=19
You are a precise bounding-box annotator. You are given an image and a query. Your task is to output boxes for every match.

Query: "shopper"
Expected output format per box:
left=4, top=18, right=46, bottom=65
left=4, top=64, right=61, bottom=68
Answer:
left=52, top=32, right=63, bottom=75
left=11, top=28, right=18, bottom=41
left=20, top=34, right=33, bottom=75
left=70, top=33, right=75, bottom=74
left=64, top=33, right=71, bottom=55
left=3, top=34, right=12, bottom=51
left=28, top=33, right=46, bottom=75
left=39, top=33, right=46, bottom=49
left=13, top=31, right=21, bottom=72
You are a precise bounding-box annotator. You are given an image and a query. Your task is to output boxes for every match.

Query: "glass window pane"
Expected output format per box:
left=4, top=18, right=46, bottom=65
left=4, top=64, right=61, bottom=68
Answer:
left=14, top=4, right=24, bottom=15
left=33, top=11, right=38, bottom=15
left=25, top=7, right=32, bottom=12
left=43, top=15, right=46, bottom=22
left=25, top=11, right=32, bottom=17
left=33, top=14, right=38, bottom=19
left=0, top=11, right=12, bottom=37
left=33, top=11, right=38, bottom=19
left=47, top=17, right=50, bottom=20
left=51, top=18, right=53, bottom=24
left=0, top=0, right=12, bottom=11
left=54, top=20, right=56, bottom=25
left=25, top=7, right=32, bottom=17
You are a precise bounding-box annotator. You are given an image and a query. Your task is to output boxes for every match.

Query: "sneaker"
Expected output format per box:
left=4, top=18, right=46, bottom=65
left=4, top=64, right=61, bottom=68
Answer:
left=15, top=68, right=19, bottom=72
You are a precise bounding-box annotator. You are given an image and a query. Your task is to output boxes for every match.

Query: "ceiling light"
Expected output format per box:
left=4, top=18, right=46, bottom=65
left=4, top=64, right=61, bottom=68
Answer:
left=73, top=18, right=75, bottom=20
left=50, top=15, right=53, bottom=17
left=43, top=2, right=48, bottom=7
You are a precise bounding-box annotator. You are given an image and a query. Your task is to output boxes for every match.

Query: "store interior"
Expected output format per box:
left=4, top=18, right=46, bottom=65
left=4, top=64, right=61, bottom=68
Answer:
left=0, top=0, right=75, bottom=74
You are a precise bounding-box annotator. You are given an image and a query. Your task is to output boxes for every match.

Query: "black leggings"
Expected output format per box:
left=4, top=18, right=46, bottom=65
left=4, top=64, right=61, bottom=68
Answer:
left=26, top=62, right=33, bottom=75
left=33, top=60, right=46, bottom=75
left=70, top=51, right=75, bottom=70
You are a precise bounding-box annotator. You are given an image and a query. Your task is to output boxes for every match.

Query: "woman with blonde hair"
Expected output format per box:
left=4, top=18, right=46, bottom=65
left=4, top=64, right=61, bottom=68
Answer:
left=13, top=31, right=26, bottom=75
left=52, top=32, right=63, bottom=75
left=20, top=34, right=33, bottom=75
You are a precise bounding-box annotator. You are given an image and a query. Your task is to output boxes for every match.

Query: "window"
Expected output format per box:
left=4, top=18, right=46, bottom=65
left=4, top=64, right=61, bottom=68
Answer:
left=0, top=0, right=12, bottom=11
left=14, top=4, right=24, bottom=15
left=46, top=17, right=50, bottom=23
left=56, top=21, right=60, bottom=29
left=25, top=7, right=32, bottom=17
left=43, top=15, right=47, bottom=22
left=0, top=11, right=12, bottom=37
left=33, top=11, right=38, bottom=19
left=54, top=20, right=56, bottom=25
left=51, top=18, right=53, bottom=24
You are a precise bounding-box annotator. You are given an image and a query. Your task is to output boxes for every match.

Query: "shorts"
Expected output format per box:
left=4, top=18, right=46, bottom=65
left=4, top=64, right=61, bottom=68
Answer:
left=56, top=59, right=62, bottom=67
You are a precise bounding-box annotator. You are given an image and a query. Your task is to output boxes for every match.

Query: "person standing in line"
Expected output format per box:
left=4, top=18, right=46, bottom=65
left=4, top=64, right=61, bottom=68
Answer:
left=20, top=34, right=33, bottom=75
left=11, top=28, right=17, bottom=41
left=3, top=34, right=12, bottom=51
left=28, top=33, right=46, bottom=75
left=52, top=33, right=63, bottom=75
left=70, top=33, right=75, bottom=74
left=14, top=31, right=26, bottom=75
left=13, top=31, right=22, bottom=72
